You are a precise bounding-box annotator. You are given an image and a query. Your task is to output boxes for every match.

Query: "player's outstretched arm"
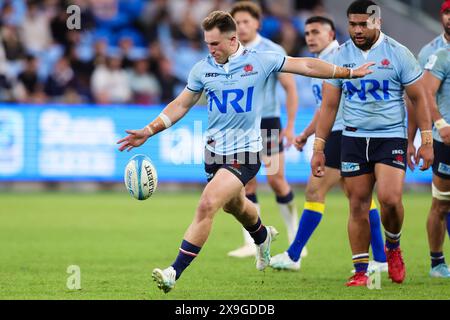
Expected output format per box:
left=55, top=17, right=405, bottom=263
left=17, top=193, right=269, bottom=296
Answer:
left=310, top=83, right=342, bottom=177
left=405, top=95, right=418, bottom=171
left=117, top=89, right=202, bottom=152
left=295, top=110, right=320, bottom=151
left=423, top=71, right=450, bottom=145
left=405, top=77, right=434, bottom=170
left=281, top=57, right=374, bottom=79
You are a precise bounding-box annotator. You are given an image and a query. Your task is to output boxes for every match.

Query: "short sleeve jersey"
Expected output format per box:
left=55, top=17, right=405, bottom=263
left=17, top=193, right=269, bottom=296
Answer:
left=187, top=45, right=286, bottom=155
left=424, top=47, right=450, bottom=143
left=326, top=33, right=422, bottom=138
left=246, top=34, right=287, bottom=118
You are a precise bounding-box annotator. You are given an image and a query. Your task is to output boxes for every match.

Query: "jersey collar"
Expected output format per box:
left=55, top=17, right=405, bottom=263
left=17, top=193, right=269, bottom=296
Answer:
left=212, top=42, right=245, bottom=73
left=441, top=33, right=449, bottom=45
left=228, top=42, right=245, bottom=61
left=245, top=33, right=263, bottom=50
left=318, top=40, right=339, bottom=59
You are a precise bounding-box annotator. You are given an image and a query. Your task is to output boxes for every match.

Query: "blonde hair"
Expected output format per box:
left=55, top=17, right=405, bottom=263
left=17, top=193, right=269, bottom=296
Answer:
left=202, top=11, right=237, bottom=33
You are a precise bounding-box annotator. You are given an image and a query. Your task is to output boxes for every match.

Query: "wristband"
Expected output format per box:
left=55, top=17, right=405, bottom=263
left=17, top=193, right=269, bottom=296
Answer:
left=159, top=112, right=172, bottom=128
left=313, top=137, right=326, bottom=152
left=435, top=118, right=450, bottom=130
left=333, top=66, right=352, bottom=79
left=145, top=125, right=154, bottom=136
left=145, top=113, right=172, bottom=137
left=420, top=130, right=433, bottom=146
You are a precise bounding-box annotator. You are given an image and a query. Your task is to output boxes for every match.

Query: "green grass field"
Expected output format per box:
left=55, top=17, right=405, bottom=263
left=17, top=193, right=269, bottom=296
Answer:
left=0, top=190, right=449, bottom=300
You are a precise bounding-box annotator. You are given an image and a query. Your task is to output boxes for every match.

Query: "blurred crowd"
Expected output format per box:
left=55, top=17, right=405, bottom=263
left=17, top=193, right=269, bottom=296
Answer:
left=0, top=0, right=339, bottom=106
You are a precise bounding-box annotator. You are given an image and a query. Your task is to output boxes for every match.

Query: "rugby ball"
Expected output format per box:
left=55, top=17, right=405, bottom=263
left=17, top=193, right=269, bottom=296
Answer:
left=124, top=154, right=158, bottom=200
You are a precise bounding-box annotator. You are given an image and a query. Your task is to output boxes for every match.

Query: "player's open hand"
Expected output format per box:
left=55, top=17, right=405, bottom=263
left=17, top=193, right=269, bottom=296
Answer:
left=117, top=128, right=150, bottom=152
left=281, top=128, right=295, bottom=149
left=407, top=142, right=416, bottom=171
left=439, top=127, right=450, bottom=145
left=311, top=152, right=326, bottom=177
left=352, top=62, right=375, bottom=78
left=415, top=144, right=434, bottom=171
left=294, top=132, right=308, bottom=151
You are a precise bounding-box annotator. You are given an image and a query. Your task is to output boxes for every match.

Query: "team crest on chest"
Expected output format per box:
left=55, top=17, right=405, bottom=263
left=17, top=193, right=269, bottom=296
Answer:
left=241, top=64, right=258, bottom=77
left=378, top=58, right=393, bottom=70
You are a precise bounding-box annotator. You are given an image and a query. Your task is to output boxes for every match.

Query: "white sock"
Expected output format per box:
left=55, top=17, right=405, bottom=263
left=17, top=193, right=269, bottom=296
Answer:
left=278, top=200, right=298, bottom=243
left=243, top=203, right=260, bottom=245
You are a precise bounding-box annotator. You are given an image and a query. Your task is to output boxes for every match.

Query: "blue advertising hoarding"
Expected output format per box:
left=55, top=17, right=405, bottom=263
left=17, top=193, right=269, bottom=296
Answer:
left=0, top=104, right=432, bottom=183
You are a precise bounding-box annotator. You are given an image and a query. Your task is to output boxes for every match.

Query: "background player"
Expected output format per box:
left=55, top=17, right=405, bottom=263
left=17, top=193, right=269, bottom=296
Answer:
left=417, top=47, right=450, bottom=277
left=410, top=1, right=450, bottom=241
left=117, top=10, right=373, bottom=293
left=228, top=1, right=302, bottom=258
left=270, top=16, right=387, bottom=273
left=417, top=1, right=450, bottom=68
left=311, top=0, right=434, bottom=287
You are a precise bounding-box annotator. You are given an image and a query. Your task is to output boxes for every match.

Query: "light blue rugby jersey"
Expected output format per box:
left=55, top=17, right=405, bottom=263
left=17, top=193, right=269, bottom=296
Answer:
left=310, top=40, right=344, bottom=132
left=326, top=32, right=423, bottom=138
left=186, top=44, right=286, bottom=155
left=424, top=47, right=450, bottom=143
left=245, top=34, right=285, bottom=118
left=418, top=34, right=449, bottom=68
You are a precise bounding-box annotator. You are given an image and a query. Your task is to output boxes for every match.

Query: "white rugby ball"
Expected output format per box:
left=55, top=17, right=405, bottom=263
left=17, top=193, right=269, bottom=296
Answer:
left=124, top=154, right=158, bottom=200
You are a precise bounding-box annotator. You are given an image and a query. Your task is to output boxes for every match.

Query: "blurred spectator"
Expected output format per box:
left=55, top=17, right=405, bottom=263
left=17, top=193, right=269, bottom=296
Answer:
left=127, top=53, right=161, bottom=105
left=147, top=40, right=164, bottom=77
left=0, top=0, right=326, bottom=106
left=91, top=34, right=109, bottom=67
left=139, top=0, right=173, bottom=46
left=17, top=54, right=40, bottom=96
left=293, top=0, right=325, bottom=14
left=20, top=0, right=52, bottom=53
left=156, top=57, right=183, bottom=104
left=264, top=0, right=293, bottom=18
left=50, top=4, right=72, bottom=47
left=0, top=0, right=26, bottom=26
left=279, top=19, right=305, bottom=57
left=117, top=29, right=145, bottom=69
left=0, top=43, right=14, bottom=101
left=168, top=0, right=227, bottom=25
left=0, top=73, right=14, bottom=101
left=91, top=49, right=131, bottom=104
left=1, top=24, right=26, bottom=61
left=44, top=56, right=77, bottom=101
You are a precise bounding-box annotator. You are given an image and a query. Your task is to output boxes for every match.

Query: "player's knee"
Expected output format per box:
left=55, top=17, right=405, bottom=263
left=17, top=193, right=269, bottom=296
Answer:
left=431, top=201, right=450, bottom=219
left=197, top=196, right=219, bottom=217
left=305, top=184, right=324, bottom=202
left=267, top=174, right=287, bottom=195
left=348, top=194, right=371, bottom=215
left=436, top=205, right=450, bottom=218
left=378, top=193, right=402, bottom=211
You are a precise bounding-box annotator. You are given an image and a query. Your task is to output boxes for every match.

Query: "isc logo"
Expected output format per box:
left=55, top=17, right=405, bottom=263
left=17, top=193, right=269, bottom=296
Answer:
left=344, top=79, right=390, bottom=101
left=208, top=87, right=254, bottom=113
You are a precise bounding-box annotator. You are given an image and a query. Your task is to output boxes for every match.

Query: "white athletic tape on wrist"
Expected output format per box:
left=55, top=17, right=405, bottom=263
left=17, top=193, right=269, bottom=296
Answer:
left=159, top=113, right=172, bottom=128
left=145, top=125, right=154, bottom=136
left=432, top=182, right=450, bottom=201
left=332, top=65, right=337, bottom=78
left=435, top=118, right=450, bottom=130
